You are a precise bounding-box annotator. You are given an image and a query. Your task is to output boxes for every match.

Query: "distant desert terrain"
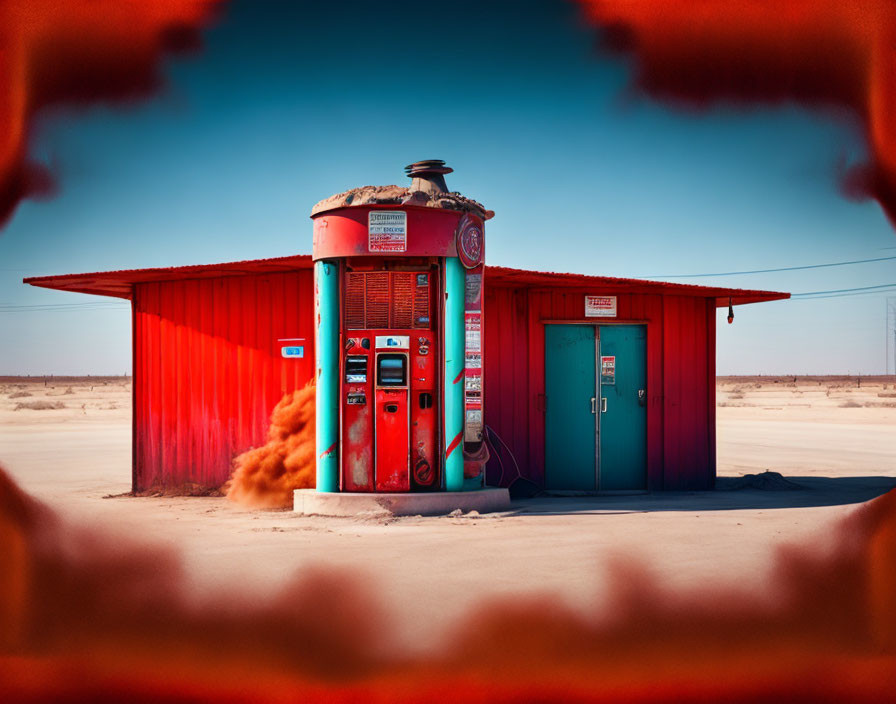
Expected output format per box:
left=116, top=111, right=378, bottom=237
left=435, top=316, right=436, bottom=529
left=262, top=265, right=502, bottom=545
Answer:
left=716, top=375, right=896, bottom=479
left=0, top=375, right=894, bottom=650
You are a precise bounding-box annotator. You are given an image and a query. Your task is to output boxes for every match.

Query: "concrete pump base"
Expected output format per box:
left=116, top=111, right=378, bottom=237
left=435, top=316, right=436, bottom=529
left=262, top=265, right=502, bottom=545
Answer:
left=293, top=487, right=511, bottom=517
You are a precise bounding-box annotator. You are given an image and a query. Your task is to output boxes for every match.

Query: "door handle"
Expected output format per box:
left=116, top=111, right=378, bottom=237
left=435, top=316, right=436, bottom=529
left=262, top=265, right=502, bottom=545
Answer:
left=590, top=397, right=596, bottom=414
left=638, top=389, right=647, bottom=407
left=384, top=404, right=399, bottom=413
left=600, top=397, right=607, bottom=413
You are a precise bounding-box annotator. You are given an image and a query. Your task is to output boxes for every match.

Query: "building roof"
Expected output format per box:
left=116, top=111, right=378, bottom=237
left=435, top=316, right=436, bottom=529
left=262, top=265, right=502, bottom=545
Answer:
left=24, top=255, right=788, bottom=307
left=23, top=255, right=314, bottom=299
left=484, top=266, right=789, bottom=307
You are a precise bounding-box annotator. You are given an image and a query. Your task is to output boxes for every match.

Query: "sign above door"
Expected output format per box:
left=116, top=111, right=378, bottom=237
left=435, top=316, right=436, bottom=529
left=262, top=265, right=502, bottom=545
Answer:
left=585, top=295, right=617, bottom=318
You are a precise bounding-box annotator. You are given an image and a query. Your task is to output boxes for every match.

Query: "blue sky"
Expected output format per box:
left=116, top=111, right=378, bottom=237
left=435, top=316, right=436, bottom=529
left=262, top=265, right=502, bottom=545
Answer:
left=1, top=0, right=894, bottom=375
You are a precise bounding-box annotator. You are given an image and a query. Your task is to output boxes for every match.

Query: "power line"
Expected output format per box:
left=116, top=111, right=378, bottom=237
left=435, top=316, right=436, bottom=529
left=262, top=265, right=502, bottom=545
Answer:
left=887, top=297, right=896, bottom=375
left=789, top=288, right=896, bottom=301
left=643, top=255, right=896, bottom=278
left=791, top=283, right=896, bottom=298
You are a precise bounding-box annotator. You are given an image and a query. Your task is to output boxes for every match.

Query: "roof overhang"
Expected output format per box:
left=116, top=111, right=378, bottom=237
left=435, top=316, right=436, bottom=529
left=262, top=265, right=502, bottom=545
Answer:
left=484, top=266, right=790, bottom=307
left=23, top=255, right=314, bottom=300
left=24, top=257, right=789, bottom=307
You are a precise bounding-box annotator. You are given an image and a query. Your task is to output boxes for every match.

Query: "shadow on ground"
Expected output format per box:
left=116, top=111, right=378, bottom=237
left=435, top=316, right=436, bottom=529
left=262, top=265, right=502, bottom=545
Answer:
left=511, top=476, right=896, bottom=515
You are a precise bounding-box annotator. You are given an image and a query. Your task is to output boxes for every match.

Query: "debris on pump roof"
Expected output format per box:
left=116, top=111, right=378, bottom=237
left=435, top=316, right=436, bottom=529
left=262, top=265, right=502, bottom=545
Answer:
left=310, top=185, right=494, bottom=220
left=310, top=160, right=494, bottom=220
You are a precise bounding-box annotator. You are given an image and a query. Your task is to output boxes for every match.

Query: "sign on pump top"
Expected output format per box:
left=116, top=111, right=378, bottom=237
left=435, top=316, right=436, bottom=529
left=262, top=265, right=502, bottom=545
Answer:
left=368, top=211, right=407, bottom=252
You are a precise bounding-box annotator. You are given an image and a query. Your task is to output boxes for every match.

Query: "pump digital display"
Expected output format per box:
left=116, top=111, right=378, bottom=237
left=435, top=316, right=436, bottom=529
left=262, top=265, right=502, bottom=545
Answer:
left=376, top=354, right=407, bottom=387
left=345, top=355, right=368, bottom=383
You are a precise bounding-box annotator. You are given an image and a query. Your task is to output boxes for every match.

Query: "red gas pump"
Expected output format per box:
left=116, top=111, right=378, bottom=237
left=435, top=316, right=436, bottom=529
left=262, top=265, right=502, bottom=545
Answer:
left=339, top=267, right=439, bottom=491
left=312, top=161, right=491, bottom=494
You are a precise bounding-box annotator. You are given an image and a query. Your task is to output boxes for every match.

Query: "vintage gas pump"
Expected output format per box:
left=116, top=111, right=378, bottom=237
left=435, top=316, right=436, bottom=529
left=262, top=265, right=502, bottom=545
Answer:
left=311, top=161, right=491, bottom=493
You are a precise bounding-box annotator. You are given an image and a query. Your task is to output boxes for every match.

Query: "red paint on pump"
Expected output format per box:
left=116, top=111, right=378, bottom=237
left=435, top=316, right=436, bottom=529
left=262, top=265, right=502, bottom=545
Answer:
left=319, top=443, right=337, bottom=459
left=410, top=334, right=438, bottom=490
left=446, top=431, right=463, bottom=458
left=312, top=207, right=461, bottom=261
left=341, top=337, right=374, bottom=492
left=338, top=263, right=441, bottom=493
left=374, top=384, right=411, bottom=492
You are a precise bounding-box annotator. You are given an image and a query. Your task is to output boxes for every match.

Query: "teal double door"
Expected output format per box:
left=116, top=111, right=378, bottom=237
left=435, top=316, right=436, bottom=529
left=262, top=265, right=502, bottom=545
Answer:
left=545, top=324, right=646, bottom=491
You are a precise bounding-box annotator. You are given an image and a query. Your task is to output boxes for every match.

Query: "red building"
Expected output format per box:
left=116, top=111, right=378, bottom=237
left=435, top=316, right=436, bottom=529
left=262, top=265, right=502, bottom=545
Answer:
left=26, top=256, right=786, bottom=493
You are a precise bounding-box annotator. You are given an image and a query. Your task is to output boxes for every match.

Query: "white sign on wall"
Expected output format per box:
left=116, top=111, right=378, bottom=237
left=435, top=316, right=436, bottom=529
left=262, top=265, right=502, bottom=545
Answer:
left=368, top=211, right=407, bottom=252
left=585, top=295, right=617, bottom=318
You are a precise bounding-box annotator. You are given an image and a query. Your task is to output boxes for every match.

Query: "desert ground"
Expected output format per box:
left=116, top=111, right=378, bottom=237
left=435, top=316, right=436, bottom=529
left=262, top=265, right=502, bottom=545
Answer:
left=0, top=375, right=894, bottom=651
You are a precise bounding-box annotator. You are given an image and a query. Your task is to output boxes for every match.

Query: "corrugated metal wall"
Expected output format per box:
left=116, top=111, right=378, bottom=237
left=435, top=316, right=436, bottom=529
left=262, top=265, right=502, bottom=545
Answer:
left=132, top=272, right=314, bottom=491
left=130, top=270, right=715, bottom=492
left=482, top=286, right=716, bottom=491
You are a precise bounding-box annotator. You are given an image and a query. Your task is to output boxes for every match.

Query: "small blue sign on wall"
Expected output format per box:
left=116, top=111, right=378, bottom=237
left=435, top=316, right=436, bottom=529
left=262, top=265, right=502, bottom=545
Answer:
left=281, top=346, right=304, bottom=359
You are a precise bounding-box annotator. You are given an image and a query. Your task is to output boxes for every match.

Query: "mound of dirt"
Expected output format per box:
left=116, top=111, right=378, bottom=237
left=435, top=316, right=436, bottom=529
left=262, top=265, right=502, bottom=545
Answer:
left=717, top=471, right=804, bottom=491
left=14, top=400, right=64, bottom=411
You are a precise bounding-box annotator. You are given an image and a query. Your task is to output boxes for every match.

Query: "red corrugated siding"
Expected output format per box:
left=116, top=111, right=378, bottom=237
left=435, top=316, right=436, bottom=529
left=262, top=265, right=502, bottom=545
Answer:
left=661, top=295, right=712, bottom=489
left=483, top=286, right=715, bottom=491
left=132, top=272, right=314, bottom=491
left=130, top=268, right=717, bottom=492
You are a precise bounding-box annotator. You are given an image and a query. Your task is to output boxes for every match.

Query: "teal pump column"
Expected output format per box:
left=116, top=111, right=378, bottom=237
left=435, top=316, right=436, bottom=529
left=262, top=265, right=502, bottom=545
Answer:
left=315, top=259, right=339, bottom=492
left=444, top=256, right=465, bottom=491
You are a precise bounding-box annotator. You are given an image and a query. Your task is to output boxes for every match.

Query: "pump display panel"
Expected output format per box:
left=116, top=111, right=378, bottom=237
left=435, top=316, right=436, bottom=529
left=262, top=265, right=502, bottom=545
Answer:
left=376, top=354, right=407, bottom=387
left=345, top=355, right=368, bottom=383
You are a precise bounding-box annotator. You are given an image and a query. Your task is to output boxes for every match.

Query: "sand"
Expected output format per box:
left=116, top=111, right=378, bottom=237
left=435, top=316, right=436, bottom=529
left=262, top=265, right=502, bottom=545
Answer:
left=0, top=375, right=894, bottom=651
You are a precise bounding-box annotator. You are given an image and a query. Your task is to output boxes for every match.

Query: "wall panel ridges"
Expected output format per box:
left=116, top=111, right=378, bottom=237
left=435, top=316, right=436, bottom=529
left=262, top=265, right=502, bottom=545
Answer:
left=133, top=271, right=314, bottom=491
left=661, top=296, right=712, bottom=490
left=511, top=287, right=529, bottom=478
left=483, top=286, right=514, bottom=487
left=631, top=293, right=664, bottom=491
left=483, top=284, right=702, bottom=492
left=706, top=300, right=717, bottom=485
left=526, top=290, right=550, bottom=487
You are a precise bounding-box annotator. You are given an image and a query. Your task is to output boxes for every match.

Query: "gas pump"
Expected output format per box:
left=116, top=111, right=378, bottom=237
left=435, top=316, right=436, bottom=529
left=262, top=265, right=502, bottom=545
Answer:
left=339, top=270, right=438, bottom=492
left=311, top=161, right=491, bottom=493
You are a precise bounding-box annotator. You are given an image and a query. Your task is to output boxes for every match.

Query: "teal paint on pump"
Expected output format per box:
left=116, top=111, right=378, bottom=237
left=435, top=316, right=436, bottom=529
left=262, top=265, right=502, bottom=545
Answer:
left=544, top=324, right=596, bottom=490
left=599, top=325, right=647, bottom=490
left=314, top=259, right=340, bottom=493
left=444, top=257, right=465, bottom=492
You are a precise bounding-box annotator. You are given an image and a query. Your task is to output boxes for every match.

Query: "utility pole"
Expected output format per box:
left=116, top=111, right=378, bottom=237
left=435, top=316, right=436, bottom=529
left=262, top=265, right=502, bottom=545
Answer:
left=889, top=297, right=896, bottom=375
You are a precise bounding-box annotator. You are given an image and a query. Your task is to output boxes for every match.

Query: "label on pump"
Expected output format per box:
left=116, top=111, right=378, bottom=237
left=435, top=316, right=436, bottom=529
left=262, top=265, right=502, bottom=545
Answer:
left=464, top=312, right=481, bottom=352
left=465, top=273, right=482, bottom=307
left=463, top=255, right=485, bottom=444
left=368, top=211, right=407, bottom=252
left=375, top=335, right=409, bottom=349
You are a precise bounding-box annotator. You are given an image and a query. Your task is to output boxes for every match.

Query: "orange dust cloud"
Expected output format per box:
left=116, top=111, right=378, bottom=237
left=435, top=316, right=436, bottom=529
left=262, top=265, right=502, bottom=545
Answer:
left=225, top=383, right=316, bottom=508
left=0, top=0, right=220, bottom=227
left=2, top=461, right=896, bottom=701
left=577, top=0, right=896, bottom=226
